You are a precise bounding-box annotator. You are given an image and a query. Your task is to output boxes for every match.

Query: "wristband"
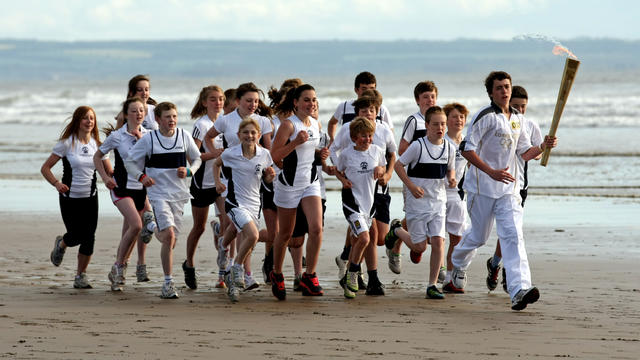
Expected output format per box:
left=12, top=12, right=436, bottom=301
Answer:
left=187, top=168, right=192, bottom=177
left=139, top=174, right=147, bottom=182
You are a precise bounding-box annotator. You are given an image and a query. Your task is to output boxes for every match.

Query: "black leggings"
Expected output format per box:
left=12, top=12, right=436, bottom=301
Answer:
left=59, top=195, right=98, bottom=256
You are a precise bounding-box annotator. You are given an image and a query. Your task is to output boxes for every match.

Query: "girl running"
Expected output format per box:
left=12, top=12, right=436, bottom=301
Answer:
left=41, top=106, right=110, bottom=289
left=94, top=97, right=154, bottom=291
left=269, top=84, right=329, bottom=300
left=182, top=85, right=225, bottom=290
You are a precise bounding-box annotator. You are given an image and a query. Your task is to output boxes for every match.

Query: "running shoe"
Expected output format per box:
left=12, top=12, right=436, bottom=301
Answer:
left=140, top=211, right=155, bottom=244
left=409, top=250, right=422, bottom=264
left=216, top=238, right=229, bottom=271
left=486, top=257, right=501, bottom=291
left=182, top=261, right=197, bottom=289
left=501, top=267, right=508, bottom=293
left=335, top=255, right=347, bottom=279
left=73, top=273, right=92, bottom=289
left=442, top=281, right=465, bottom=293
left=365, top=277, right=385, bottom=296
left=384, top=219, right=402, bottom=249
left=161, top=280, right=179, bottom=299
left=224, top=268, right=242, bottom=303
left=136, top=264, right=150, bottom=282
left=50, top=235, right=65, bottom=266
left=451, top=268, right=467, bottom=290
left=215, top=272, right=226, bottom=289
left=108, top=264, right=125, bottom=291
left=300, top=272, right=323, bottom=296
left=386, top=248, right=402, bottom=274
left=438, top=266, right=446, bottom=284
left=270, top=271, right=286, bottom=300
left=511, top=287, right=540, bottom=311
left=293, top=274, right=302, bottom=292
left=344, top=271, right=358, bottom=299
left=426, top=285, right=445, bottom=299
left=244, top=272, right=259, bottom=291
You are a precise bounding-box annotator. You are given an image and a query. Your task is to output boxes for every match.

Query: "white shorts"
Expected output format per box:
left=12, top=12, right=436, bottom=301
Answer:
left=273, top=180, right=321, bottom=209
left=346, top=212, right=373, bottom=236
left=149, top=199, right=189, bottom=233
left=446, top=195, right=467, bottom=236
left=406, top=210, right=446, bottom=244
left=227, top=207, right=259, bottom=233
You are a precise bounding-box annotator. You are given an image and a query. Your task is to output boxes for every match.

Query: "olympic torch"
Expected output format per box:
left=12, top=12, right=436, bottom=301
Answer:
left=540, top=55, right=580, bottom=166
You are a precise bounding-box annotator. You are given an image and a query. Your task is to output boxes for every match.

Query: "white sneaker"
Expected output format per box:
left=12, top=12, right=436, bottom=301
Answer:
left=108, top=264, right=125, bottom=291
left=244, top=273, right=259, bottom=291
left=386, top=248, right=402, bottom=274
left=451, top=268, right=467, bottom=290
left=73, top=273, right=92, bottom=289
left=335, top=255, right=347, bottom=279
left=344, top=271, right=359, bottom=299
left=232, top=264, right=245, bottom=288
left=217, top=237, right=229, bottom=270
left=161, top=280, right=179, bottom=299
left=136, top=264, right=149, bottom=282
left=140, top=211, right=155, bottom=244
left=225, top=270, right=239, bottom=303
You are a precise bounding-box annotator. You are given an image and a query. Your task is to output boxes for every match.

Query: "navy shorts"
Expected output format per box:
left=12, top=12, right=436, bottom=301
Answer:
left=190, top=183, right=219, bottom=208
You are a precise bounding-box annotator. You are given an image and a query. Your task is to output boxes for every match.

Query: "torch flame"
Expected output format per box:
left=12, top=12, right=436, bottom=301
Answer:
left=552, top=45, right=578, bottom=60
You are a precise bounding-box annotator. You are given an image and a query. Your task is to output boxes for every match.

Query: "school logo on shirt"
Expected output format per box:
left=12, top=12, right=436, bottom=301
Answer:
left=307, top=129, right=314, bottom=138
left=132, top=138, right=137, bottom=146
left=255, top=164, right=262, bottom=174
left=360, top=162, right=368, bottom=170
left=81, top=146, right=89, bottom=154
left=511, top=120, right=521, bottom=130
left=354, top=220, right=361, bottom=229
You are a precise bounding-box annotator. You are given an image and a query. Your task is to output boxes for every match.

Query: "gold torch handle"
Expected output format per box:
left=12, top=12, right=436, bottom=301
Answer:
left=541, top=57, right=580, bottom=166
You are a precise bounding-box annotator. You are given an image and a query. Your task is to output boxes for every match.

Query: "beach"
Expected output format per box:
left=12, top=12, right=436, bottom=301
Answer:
left=1, top=193, right=639, bottom=359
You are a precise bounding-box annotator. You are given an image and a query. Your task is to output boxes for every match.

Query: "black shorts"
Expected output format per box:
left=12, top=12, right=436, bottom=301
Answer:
left=190, top=183, right=219, bottom=208
left=372, top=192, right=391, bottom=224
left=261, top=181, right=277, bottom=212
left=112, top=187, right=147, bottom=211
left=292, top=199, right=326, bottom=238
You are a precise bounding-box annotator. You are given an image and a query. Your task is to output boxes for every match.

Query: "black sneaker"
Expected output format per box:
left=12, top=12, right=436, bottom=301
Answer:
left=511, top=287, right=540, bottom=311
left=486, top=257, right=501, bottom=291
left=365, top=278, right=385, bottom=296
left=182, top=260, right=197, bottom=289
left=270, top=271, right=286, bottom=300
left=300, top=272, right=323, bottom=296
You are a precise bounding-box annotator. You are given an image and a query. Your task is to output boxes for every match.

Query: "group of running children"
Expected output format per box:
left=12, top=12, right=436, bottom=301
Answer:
left=41, top=70, right=557, bottom=311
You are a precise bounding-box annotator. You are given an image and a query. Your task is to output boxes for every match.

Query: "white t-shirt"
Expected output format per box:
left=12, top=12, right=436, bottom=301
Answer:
left=461, top=103, right=532, bottom=198
left=333, top=99, right=393, bottom=129
left=444, top=133, right=467, bottom=200
left=401, top=111, right=427, bottom=144
left=276, top=115, right=321, bottom=189
left=52, top=136, right=101, bottom=198
left=213, top=109, right=273, bottom=149
left=222, top=145, right=273, bottom=218
left=142, top=104, right=158, bottom=130
left=191, top=115, right=223, bottom=189
left=125, top=128, right=201, bottom=201
left=100, top=125, right=148, bottom=190
left=399, top=137, right=455, bottom=214
left=338, top=145, right=386, bottom=216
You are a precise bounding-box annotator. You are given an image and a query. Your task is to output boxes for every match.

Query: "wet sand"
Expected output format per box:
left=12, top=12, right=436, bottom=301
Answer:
left=0, top=213, right=638, bottom=359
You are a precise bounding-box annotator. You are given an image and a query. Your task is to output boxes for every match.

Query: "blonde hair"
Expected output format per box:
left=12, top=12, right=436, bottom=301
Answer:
left=349, top=116, right=376, bottom=140
left=238, top=117, right=261, bottom=134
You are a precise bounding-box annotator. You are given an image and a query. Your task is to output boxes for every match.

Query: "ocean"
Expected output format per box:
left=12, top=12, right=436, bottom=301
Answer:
left=1, top=38, right=639, bottom=215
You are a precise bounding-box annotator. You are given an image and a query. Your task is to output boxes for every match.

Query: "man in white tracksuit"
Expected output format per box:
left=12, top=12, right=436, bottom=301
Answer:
left=450, top=71, right=558, bottom=311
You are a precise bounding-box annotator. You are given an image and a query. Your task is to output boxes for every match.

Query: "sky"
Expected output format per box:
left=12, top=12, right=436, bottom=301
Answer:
left=1, top=0, right=638, bottom=42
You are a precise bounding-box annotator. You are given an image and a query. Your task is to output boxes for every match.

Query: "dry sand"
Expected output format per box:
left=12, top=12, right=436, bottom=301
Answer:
left=0, top=212, right=638, bottom=359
